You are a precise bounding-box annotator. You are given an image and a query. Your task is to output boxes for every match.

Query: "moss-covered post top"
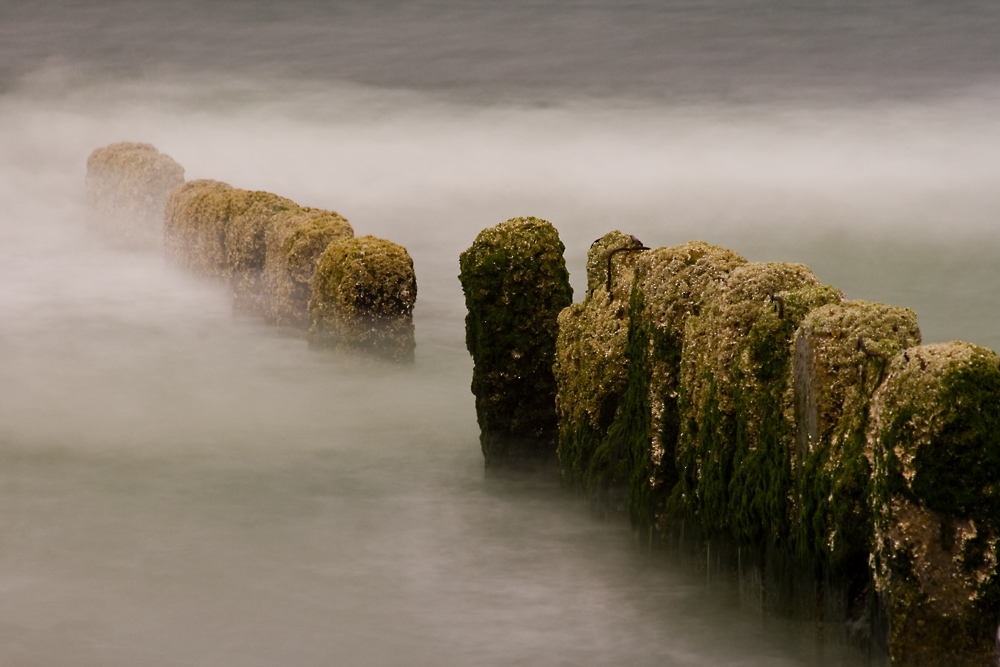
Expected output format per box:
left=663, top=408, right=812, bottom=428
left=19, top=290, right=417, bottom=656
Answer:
left=459, top=217, right=573, bottom=468
left=270, top=208, right=353, bottom=285
left=682, top=262, right=822, bottom=392
left=585, top=230, right=648, bottom=298
left=633, top=241, right=747, bottom=339
left=460, top=216, right=570, bottom=303
left=309, top=235, right=417, bottom=362
left=86, top=142, right=185, bottom=181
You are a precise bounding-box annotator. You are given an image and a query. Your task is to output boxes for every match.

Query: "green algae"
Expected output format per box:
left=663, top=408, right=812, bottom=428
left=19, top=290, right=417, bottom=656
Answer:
left=793, top=301, right=921, bottom=577
left=260, top=208, right=353, bottom=328
left=555, top=241, right=749, bottom=527
left=86, top=142, right=185, bottom=249
left=673, top=261, right=825, bottom=536
left=459, top=217, right=573, bottom=468
left=725, top=284, right=846, bottom=551
left=869, top=342, right=1000, bottom=666
left=309, top=235, right=417, bottom=362
left=554, top=231, right=644, bottom=488
left=628, top=242, right=748, bottom=530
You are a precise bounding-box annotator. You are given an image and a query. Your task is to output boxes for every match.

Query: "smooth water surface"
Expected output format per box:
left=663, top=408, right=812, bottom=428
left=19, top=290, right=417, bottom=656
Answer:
left=1, top=2, right=999, bottom=665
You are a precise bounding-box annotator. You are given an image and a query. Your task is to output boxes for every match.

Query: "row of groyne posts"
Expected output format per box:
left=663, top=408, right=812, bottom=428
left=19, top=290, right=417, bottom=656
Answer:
left=459, top=219, right=1000, bottom=666
left=85, top=142, right=416, bottom=360
left=87, top=143, right=998, bottom=666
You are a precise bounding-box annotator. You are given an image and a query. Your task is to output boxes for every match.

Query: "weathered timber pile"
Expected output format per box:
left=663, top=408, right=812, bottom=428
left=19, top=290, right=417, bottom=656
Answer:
left=459, top=217, right=573, bottom=467
left=461, top=223, right=1000, bottom=665
left=310, top=236, right=417, bottom=362
left=85, top=142, right=185, bottom=249
left=86, top=141, right=416, bottom=360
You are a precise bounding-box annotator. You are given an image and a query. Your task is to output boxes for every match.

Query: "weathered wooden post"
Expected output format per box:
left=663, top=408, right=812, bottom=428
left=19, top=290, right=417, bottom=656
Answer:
left=553, top=230, right=647, bottom=492
left=86, top=142, right=184, bottom=249
left=869, top=342, right=1000, bottom=666
left=459, top=217, right=573, bottom=468
left=260, top=208, right=353, bottom=329
left=309, top=235, right=417, bottom=362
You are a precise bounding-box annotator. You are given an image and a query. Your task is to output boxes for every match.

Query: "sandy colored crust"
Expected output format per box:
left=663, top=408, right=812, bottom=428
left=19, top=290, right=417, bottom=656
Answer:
left=309, top=235, right=417, bottom=361
left=86, top=142, right=185, bottom=249
left=260, top=208, right=353, bottom=328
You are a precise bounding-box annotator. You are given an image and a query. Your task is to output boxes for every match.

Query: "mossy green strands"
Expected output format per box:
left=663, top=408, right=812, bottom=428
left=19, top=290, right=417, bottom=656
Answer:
left=793, top=300, right=920, bottom=574
left=460, top=217, right=573, bottom=468
left=630, top=242, right=747, bottom=528
left=674, top=262, right=822, bottom=535
left=554, top=231, right=643, bottom=486
left=724, top=283, right=844, bottom=550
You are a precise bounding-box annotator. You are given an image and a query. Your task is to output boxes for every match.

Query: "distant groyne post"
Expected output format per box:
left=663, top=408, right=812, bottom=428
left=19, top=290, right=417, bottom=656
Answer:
left=459, top=217, right=573, bottom=468
left=86, top=142, right=185, bottom=249
left=308, top=235, right=417, bottom=362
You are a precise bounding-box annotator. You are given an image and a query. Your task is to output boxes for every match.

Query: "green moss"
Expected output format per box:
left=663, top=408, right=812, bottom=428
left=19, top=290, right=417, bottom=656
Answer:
left=260, top=208, right=353, bottom=329
left=673, top=262, right=823, bottom=536
left=585, top=283, right=655, bottom=523
left=554, top=231, right=643, bottom=486
left=869, top=342, right=1000, bottom=666
left=793, top=301, right=920, bottom=576
left=554, top=240, right=749, bottom=527
left=459, top=217, right=573, bottom=467
left=630, top=242, right=747, bottom=531
left=86, top=142, right=185, bottom=249
left=309, top=235, right=417, bottom=362
left=725, top=284, right=845, bottom=552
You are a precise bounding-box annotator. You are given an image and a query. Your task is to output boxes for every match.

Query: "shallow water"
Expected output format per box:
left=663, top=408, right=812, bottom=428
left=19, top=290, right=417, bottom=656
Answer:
left=1, top=2, right=999, bottom=665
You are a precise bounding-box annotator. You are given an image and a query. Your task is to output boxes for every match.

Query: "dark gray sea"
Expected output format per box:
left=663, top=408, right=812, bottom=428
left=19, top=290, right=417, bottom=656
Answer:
left=1, top=2, right=999, bottom=665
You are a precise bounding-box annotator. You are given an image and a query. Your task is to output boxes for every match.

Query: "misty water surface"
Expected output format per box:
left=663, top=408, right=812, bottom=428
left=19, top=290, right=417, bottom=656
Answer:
left=1, top=2, right=999, bottom=665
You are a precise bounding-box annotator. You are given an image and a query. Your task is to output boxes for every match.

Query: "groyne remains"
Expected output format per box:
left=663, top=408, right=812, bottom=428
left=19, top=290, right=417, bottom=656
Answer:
left=461, top=221, right=1000, bottom=666
left=85, top=142, right=416, bottom=361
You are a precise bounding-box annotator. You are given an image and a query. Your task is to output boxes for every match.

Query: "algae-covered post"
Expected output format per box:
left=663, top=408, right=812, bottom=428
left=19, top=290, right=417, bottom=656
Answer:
left=223, top=189, right=298, bottom=315
left=673, top=262, right=835, bottom=539
left=163, top=180, right=299, bottom=310
left=261, top=208, right=353, bottom=329
left=86, top=142, right=185, bottom=249
left=309, top=235, right=417, bottom=362
left=459, top=217, right=573, bottom=468
left=544, top=232, right=1000, bottom=662
left=553, top=230, right=648, bottom=493
left=627, top=243, right=747, bottom=530
left=163, top=179, right=238, bottom=278
left=869, top=342, right=1000, bottom=667
left=792, top=302, right=920, bottom=601
left=555, top=241, right=747, bottom=526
